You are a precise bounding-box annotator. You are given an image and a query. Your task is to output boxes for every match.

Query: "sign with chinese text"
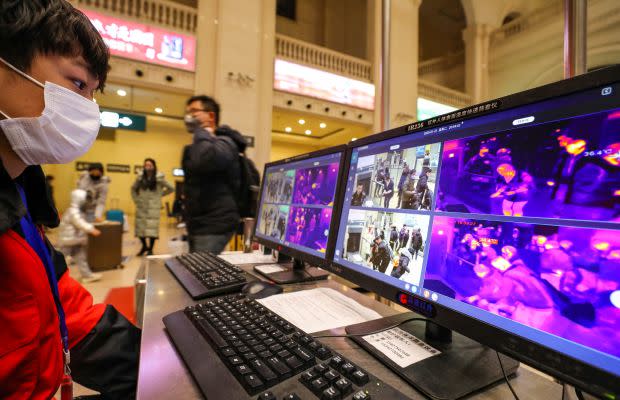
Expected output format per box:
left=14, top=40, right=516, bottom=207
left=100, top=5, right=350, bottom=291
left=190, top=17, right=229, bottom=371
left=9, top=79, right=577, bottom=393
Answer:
left=274, top=59, right=375, bottom=110
left=82, top=10, right=196, bottom=71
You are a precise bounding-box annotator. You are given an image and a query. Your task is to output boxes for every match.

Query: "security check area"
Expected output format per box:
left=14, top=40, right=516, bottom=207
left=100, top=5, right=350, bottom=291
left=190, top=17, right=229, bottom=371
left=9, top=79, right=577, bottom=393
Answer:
left=136, top=66, right=620, bottom=400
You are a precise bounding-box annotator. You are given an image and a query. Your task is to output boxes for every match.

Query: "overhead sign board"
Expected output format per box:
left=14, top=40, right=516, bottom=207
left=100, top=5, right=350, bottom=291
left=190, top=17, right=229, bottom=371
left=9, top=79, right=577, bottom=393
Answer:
left=82, top=9, right=196, bottom=71
left=100, top=110, right=146, bottom=131
left=274, top=59, right=375, bottom=110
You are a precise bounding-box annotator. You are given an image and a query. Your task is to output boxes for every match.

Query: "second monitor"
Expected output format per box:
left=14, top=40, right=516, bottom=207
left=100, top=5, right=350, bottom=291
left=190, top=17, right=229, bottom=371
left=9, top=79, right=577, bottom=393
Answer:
left=253, top=146, right=346, bottom=284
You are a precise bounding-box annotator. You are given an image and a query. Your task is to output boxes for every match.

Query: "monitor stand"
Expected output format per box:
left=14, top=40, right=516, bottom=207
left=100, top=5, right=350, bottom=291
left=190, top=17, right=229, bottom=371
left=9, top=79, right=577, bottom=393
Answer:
left=253, top=251, right=329, bottom=284
left=345, top=312, right=520, bottom=400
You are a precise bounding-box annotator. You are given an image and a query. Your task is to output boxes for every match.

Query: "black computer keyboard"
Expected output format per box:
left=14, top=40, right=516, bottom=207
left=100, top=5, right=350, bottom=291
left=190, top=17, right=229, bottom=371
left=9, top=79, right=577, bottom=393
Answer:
left=165, top=252, right=248, bottom=299
left=163, top=293, right=410, bottom=400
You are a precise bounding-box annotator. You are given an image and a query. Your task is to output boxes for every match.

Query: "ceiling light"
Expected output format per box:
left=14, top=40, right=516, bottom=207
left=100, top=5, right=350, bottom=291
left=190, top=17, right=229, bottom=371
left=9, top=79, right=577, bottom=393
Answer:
left=298, top=119, right=305, bottom=125
left=305, top=130, right=312, bottom=135
left=154, top=107, right=163, bottom=114
left=116, top=89, right=127, bottom=97
left=319, top=122, right=327, bottom=129
left=93, top=98, right=97, bottom=103
left=285, top=127, right=292, bottom=132
left=351, top=137, right=358, bottom=141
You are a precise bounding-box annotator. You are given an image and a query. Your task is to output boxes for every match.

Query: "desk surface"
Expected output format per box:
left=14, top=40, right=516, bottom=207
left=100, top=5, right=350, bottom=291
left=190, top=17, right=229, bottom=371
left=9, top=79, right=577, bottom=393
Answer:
left=137, top=255, right=564, bottom=400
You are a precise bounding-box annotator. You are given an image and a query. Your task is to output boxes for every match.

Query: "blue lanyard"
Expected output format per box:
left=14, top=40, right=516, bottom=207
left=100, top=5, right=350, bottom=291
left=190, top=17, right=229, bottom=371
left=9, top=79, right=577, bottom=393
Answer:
left=16, top=184, right=69, bottom=354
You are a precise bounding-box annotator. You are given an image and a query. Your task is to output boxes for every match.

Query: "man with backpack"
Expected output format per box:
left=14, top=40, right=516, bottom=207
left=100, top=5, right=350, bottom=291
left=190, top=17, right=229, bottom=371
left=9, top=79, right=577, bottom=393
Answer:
left=182, top=95, right=259, bottom=254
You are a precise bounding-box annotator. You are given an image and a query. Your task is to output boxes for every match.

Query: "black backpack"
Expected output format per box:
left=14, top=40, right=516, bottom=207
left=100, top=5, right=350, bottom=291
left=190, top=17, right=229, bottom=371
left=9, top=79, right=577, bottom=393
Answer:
left=236, top=153, right=261, bottom=219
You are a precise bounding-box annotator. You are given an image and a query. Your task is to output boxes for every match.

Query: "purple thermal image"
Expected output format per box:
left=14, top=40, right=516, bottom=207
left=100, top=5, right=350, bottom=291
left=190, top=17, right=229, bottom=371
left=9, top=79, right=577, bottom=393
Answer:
left=285, top=207, right=332, bottom=252
left=425, top=216, right=620, bottom=357
left=292, top=163, right=339, bottom=205
left=436, top=109, right=620, bottom=222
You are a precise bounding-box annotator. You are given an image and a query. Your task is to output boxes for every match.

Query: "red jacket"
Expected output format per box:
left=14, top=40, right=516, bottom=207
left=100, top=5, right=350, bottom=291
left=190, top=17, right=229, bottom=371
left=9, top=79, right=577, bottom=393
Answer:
left=0, top=166, right=139, bottom=399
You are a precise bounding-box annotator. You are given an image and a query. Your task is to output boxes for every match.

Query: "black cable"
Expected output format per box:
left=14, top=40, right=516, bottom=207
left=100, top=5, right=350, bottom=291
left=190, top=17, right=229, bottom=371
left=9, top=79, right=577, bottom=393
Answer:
left=311, top=317, right=428, bottom=339
left=496, top=351, right=520, bottom=400
left=574, top=388, right=586, bottom=400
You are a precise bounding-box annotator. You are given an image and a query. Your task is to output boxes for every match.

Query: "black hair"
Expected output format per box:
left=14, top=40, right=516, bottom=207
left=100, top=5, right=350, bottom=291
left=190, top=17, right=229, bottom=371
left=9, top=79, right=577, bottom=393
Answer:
left=88, top=162, right=104, bottom=173
left=186, top=95, right=220, bottom=126
left=0, top=0, right=110, bottom=90
left=139, top=158, right=158, bottom=192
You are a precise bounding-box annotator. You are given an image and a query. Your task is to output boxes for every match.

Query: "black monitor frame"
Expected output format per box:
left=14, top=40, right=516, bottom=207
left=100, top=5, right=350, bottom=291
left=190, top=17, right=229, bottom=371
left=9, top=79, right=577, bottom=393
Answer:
left=253, top=145, right=347, bottom=270
left=325, top=65, right=620, bottom=398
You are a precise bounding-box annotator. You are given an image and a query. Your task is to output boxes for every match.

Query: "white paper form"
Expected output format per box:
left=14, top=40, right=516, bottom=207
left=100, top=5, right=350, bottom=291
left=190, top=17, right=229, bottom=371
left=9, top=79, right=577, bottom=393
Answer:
left=253, top=264, right=288, bottom=274
left=363, top=327, right=441, bottom=368
left=219, top=252, right=275, bottom=265
left=257, top=288, right=382, bottom=333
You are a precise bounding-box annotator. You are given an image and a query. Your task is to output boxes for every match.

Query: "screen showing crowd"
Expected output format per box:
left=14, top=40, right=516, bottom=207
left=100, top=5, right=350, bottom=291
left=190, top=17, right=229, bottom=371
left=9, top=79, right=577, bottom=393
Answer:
left=334, top=100, right=620, bottom=372
left=256, top=153, right=341, bottom=257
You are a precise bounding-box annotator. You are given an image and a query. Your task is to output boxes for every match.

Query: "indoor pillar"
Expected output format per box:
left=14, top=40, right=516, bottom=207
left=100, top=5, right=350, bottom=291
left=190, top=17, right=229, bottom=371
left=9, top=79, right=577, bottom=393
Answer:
left=462, top=23, right=492, bottom=103
left=194, top=0, right=275, bottom=171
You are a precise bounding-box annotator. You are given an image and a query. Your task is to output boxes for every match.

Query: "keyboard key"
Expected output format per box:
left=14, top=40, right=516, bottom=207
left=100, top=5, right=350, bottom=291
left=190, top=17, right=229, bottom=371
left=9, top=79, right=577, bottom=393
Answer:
left=285, top=355, right=304, bottom=371
left=308, top=341, right=320, bottom=352
left=316, top=347, right=332, bottom=360
left=221, top=347, right=236, bottom=357
left=351, top=370, right=369, bottom=385
left=253, top=345, right=267, bottom=353
left=284, top=340, right=298, bottom=350
left=237, top=364, right=252, bottom=375
left=341, top=362, right=356, bottom=376
left=263, top=338, right=276, bottom=347
left=352, top=390, right=371, bottom=400
left=194, top=318, right=227, bottom=348
left=329, top=355, right=345, bottom=369
left=238, top=346, right=251, bottom=354
left=321, top=386, right=341, bottom=400
left=266, top=356, right=292, bottom=378
left=293, top=347, right=314, bottom=364
left=269, top=344, right=283, bottom=353
left=314, top=363, right=328, bottom=374
left=229, top=356, right=244, bottom=365
left=335, top=378, right=352, bottom=395
left=250, top=359, right=278, bottom=384
left=257, top=391, right=275, bottom=400
left=244, top=374, right=263, bottom=391
left=258, top=350, right=273, bottom=359
left=277, top=349, right=291, bottom=359
left=310, top=377, right=329, bottom=395
left=242, top=352, right=257, bottom=361
left=324, top=370, right=340, bottom=383
left=282, top=394, right=301, bottom=400
left=300, top=369, right=319, bottom=384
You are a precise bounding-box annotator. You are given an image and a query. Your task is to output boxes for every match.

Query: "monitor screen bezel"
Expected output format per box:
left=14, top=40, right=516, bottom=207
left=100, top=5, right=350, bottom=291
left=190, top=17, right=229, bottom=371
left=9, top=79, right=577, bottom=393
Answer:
left=326, top=65, right=620, bottom=397
left=253, top=145, right=347, bottom=268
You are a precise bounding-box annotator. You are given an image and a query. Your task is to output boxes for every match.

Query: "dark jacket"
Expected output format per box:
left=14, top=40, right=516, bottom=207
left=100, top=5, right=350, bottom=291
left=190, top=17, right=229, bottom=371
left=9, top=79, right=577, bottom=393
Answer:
left=182, top=125, right=242, bottom=235
left=0, top=164, right=140, bottom=399
left=370, top=240, right=392, bottom=273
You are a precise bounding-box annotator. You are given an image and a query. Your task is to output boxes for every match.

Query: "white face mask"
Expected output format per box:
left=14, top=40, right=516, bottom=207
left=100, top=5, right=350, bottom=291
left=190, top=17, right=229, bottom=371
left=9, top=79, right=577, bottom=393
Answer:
left=0, top=57, right=100, bottom=165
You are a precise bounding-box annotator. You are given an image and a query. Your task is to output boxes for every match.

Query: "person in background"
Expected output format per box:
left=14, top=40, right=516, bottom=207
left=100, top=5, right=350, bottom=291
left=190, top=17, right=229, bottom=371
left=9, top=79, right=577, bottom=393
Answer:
left=132, top=158, right=174, bottom=256
left=182, top=95, right=242, bottom=254
left=58, top=189, right=103, bottom=282
left=351, top=183, right=366, bottom=206
left=77, top=162, right=110, bottom=222
left=382, top=175, right=394, bottom=208
left=0, top=1, right=139, bottom=398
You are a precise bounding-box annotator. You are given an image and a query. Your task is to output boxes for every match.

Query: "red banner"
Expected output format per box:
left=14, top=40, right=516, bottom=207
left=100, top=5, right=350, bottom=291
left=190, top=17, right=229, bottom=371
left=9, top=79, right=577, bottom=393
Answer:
left=82, top=10, right=196, bottom=72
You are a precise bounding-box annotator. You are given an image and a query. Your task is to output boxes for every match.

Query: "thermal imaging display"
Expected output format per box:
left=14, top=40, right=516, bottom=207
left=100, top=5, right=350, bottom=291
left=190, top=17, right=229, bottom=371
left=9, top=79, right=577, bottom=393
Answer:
left=333, top=83, right=620, bottom=378
left=436, top=109, right=620, bottom=220
left=256, top=152, right=342, bottom=258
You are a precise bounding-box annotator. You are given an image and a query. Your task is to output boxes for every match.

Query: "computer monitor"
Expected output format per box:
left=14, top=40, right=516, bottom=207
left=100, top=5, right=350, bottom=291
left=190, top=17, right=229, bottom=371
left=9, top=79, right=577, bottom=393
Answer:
left=329, top=66, right=620, bottom=399
left=253, top=146, right=346, bottom=284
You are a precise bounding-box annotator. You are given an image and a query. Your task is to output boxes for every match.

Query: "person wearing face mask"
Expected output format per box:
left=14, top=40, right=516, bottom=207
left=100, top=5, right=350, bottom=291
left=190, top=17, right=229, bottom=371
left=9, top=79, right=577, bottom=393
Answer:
left=182, top=95, right=242, bottom=254
left=77, top=162, right=110, bottom=222
left=0, top=1, right=140, bottom=399
left=131, top=158, right=174, bottom=256
left=58, top=189, right=103, bottom=282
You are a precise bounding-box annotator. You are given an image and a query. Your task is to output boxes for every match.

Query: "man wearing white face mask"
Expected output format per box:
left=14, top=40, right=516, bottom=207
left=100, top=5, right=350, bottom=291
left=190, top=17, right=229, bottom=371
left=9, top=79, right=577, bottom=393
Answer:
left=0, top=1, right=139, bottom=399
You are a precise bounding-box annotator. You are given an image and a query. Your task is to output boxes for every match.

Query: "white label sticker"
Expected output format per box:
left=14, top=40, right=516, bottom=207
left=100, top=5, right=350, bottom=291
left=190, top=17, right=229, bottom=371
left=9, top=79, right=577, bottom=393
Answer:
left=363, top=327, right=440, bottom=368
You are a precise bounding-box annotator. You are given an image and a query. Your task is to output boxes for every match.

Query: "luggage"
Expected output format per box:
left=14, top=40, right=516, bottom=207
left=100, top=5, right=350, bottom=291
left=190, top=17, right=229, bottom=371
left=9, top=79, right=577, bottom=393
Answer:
left=106, top=198, right=124, bottom=223
left=87, top=221, right=123, bottom=271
